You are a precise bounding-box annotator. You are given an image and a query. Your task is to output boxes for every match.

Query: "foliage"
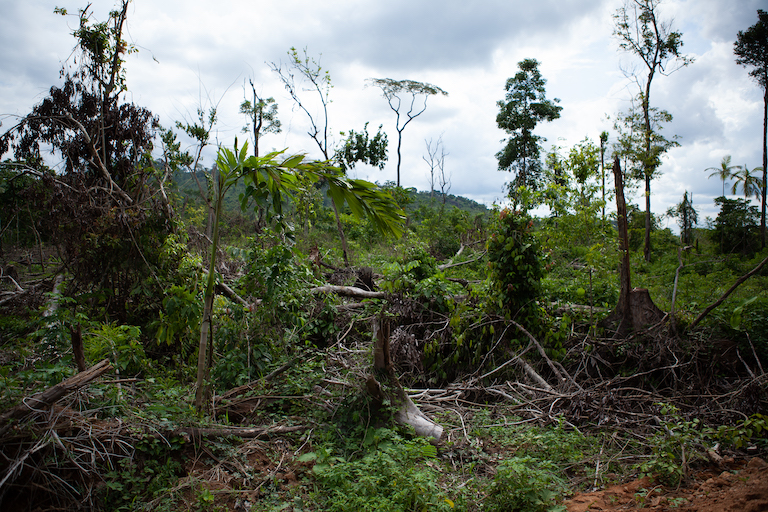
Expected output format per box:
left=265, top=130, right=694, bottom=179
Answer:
left=706, top=155, right=742, bottom=197
left=710, top=196, right=760, bottom=254
left=486, top=208, right=544, bottom=328
left=99, top=434, right=187, bottom=511
left=638, top=404, right=709, bottom=486
left=734, top=9, right=768, bottom=89
left=484, top=456, right=566, bottom=512
left=496, top=58, right=562, bottom=207
left=303, top=427, right=455, bottom=512
left=240, top=81, right=281, bottom=157
left=86, top=322, right=149, bottom=375
left=335, top=122, right=388, bottom=172
left=730, top=164, right=764, bottom=199
left=716, top=413, right=768, bottom=449
left=152, top=285, right=202, bottom=358
left=666, top=191, right=698, bottom=245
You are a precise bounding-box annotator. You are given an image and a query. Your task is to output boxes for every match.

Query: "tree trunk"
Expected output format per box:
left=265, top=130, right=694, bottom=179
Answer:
left=603, top=158, right=665, bottom=335
left=330, top=200, right=350, bottom=267
left=70, top=324, right=86, bottom=373
left=367, top=317, right=442, bottom=443
left=644, top=173, right=652, bottom=262
left=612, top=157, right=632, bottom=334
left=761, top=85, right=767, bottom=248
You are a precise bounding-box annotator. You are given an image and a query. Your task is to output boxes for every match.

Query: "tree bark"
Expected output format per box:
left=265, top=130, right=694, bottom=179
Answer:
left=368, top=317, right=442, bottom=443
left=613, top=157, right=632, bottom=334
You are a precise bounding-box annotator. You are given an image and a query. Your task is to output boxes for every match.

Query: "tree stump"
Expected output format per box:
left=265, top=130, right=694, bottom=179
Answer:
left=366, top=317, right=442, bottom=443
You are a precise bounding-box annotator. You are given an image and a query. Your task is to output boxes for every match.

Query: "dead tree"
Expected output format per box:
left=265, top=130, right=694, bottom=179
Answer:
left=604, top=157, right=664, bottom=335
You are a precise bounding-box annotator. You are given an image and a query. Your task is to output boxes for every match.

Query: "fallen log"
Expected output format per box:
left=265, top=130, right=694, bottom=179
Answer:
left=174, top=424, right=308, bottom=440
left=0, top=359, right=112, bottom=435
left=311, top=284, right=388, bottom=299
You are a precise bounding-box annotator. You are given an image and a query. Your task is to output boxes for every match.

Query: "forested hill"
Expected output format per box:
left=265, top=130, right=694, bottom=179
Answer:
left=405, top=189, right=490, bottom=216
left=170, top=169, right=489, bottom=218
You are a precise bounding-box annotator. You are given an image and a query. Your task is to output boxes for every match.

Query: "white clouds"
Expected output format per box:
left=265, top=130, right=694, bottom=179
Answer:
left=0, top=0, right=765, bottom=222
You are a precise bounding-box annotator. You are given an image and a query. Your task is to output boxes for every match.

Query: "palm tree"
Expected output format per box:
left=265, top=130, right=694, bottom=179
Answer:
left=706, top=155, right=741, bottom=197
left=731, top=165, right=764, bottom=200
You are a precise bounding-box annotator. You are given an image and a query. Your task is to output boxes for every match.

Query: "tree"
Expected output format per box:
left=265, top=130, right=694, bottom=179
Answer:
left=495, top=58, right=562, bottom=207
left=614, top=0, right=692, bottom=261
left=666, top=191, right=698, bottom=245
left=706, top=155, right=741, bottom=197
left=334, top=122, right=388, bottom=173
left=240, top=79, right=281, bottom=158
left=711, top=197, right=760, bottom=255
left=367, top=78, right=448, bottom=187
left=423, top=135, right=449, bottom=204
left=731, top=164, right=764, bottom=200
left=735, top=9, right=768, bottom=248
left=612, top=99, right=679, bottom=252
left=194, top=142, right=406, bottom=409
left=271, top=47, right=350, bottom=265
left=0, top=1, right=167, bottom=324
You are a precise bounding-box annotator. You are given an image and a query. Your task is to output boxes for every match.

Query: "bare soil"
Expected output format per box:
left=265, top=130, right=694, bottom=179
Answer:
left=564, top=457, right=768, bottom=511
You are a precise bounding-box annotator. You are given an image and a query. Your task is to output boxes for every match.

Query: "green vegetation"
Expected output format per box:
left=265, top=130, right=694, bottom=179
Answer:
left=0, top=2, right=766, bottom=511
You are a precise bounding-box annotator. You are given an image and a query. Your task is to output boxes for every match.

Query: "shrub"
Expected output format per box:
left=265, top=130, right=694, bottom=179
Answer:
left=484, top=456, right=566, bottom=512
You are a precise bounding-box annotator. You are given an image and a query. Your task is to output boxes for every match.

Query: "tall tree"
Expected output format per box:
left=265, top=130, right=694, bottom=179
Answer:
left=240, top=79, right=281, bottom=158
left=731, top=164, right=764, bottom=200
left=706, top=155, right=741, bottom=197
left=271, top=47, right=351, bottom=265
left=734, top=9, right=768, bottom=248
left=666, top=191, right=698, bottom=245
left=0, top=1, right=166, bottom=324
left=367, top=78, right=448, bottom=187
left=495, top=58, right=562, bottom=208
left=614, top=0, right=692, bottom=261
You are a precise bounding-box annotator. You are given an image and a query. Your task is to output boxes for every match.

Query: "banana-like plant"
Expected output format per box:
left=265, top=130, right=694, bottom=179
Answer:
left=194, top=141, right=405, bottom=410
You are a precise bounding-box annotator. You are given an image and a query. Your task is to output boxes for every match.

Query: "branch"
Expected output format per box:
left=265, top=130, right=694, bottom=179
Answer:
left=310, top=285, right=388, bottom=299
left=63, top=112, right=132, bottom=203
left=688, top=254, right=768, bottom=331
left=438, top=250, right=486, bottom=271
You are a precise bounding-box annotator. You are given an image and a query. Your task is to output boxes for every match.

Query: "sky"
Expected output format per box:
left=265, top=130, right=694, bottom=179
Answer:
left=0, top=0, right=765, bottom=229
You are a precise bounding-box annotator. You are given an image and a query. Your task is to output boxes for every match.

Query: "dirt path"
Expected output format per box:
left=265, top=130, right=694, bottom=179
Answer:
left=564, top=457, right=768, bottom=511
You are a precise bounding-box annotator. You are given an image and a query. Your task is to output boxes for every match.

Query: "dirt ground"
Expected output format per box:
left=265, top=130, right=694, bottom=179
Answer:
left=564, top=457, right=768, bottom=511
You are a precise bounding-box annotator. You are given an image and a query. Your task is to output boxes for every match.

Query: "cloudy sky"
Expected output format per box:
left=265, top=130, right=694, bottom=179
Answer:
left=1, top=0, right=765, bottom=227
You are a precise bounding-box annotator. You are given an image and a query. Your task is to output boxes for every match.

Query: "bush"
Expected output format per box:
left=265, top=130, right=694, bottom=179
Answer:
left=486, top=208, right=544, bottom=327
left=484, top=456, right=566, bottom=512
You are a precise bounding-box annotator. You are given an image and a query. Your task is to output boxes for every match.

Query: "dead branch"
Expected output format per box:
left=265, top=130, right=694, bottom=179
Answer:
left=62, top=112, right=132, bottom=204
left=0, top=359, right=112, bottom=435
left=509, top=319, right=580, bottom=390
left=311, top=284, right=388, bottom=299
left=175, top=424, right=308, bottom=440
left=688, top=253, right=768, bottom=331
left=41, top=275, right=64, bottom=318
left=215, top=281, right=250, bottom=308
left=437, top=250, right=486, bottom=271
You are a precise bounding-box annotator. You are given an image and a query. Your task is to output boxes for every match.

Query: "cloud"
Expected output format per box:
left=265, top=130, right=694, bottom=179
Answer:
left=0, top=0, right=764, bottom=228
